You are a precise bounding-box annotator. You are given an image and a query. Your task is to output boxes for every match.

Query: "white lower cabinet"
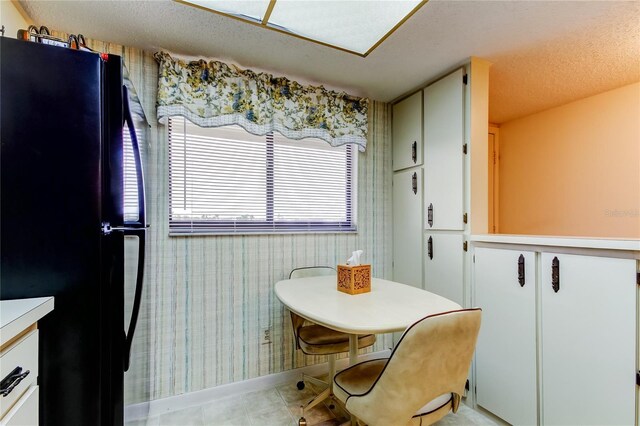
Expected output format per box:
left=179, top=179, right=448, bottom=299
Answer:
left=474, top=245, right=637, bottom=425
left=424, top=233, right=463, bottom=305
left=0, top=297, right=53, bottom=426
left=540, top=253, right=636, bottom=426
left=0, top=330, right=38, bottom=425
left=1, top=386, right=38, bottom=426
left=475, top=248, right=537, bottom=425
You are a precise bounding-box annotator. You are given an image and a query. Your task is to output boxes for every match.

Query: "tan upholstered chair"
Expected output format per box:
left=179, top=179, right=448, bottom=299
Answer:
left=288, top=267, right=376, bottom=421
left=332, top=309, right=481, bottom=426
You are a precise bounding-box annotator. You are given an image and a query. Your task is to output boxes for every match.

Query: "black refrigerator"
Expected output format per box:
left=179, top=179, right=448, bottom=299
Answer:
left=1, top=36, right=147, bottom=425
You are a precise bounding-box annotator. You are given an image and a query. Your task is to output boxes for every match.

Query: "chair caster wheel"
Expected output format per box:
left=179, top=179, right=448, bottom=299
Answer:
left=297, top=381, right=305, bottom=390
left=329, top=403, right=335, bottom=409
left=298, top=416, right=307, bottom=426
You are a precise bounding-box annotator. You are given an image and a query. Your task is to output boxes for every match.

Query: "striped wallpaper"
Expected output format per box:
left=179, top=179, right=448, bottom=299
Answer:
left=53, top=33, right=393, bottom=405
left=139, top=97, right=393, bottom=405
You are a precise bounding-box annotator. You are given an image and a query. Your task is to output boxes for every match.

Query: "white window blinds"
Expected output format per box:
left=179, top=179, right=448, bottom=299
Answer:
left=168, top=117, right=355, bottom=234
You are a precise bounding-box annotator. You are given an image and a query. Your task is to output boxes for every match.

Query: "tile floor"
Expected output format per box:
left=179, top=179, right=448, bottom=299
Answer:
left=127, top=380, right=501, bottom=426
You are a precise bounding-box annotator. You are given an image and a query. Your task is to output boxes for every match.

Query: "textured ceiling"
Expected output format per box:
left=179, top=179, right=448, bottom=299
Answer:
left=19, top=0, right=640, bottom=123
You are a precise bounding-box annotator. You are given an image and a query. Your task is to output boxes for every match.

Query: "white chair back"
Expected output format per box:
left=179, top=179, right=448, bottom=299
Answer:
left=345, top=309, right=481, bottom=425
left=289, top=266, right=336, bottom=279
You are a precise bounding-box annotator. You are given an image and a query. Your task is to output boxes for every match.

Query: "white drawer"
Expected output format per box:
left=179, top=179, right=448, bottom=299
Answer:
left=0, top=386, right=38, bottom=426
left=0, top=330, right=38, bottom=420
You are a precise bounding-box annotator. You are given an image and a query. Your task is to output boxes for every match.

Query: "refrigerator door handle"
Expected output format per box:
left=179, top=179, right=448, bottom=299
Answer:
left=122, top=85, right=147, bottom=372
left=122, top=85, right=146, bottom=228
left=101, top=222, right=149, bottom=235
left=123, top=227, right=145, bottom=372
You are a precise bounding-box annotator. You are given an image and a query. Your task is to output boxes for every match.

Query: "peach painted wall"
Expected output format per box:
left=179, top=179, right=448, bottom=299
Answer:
left=498, top=82, right=640, bottom=238
left=0, top=1, right=31, bottom=39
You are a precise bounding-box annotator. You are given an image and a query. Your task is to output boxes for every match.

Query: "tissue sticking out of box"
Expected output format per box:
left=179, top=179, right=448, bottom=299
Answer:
left=346, top=250, right=364, bottom=266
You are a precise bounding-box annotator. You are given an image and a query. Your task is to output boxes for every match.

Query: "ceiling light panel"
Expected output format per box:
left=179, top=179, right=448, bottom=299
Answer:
left=267, top=0, right=422, bottom=54
left=184, top=0, right=271, bottom=22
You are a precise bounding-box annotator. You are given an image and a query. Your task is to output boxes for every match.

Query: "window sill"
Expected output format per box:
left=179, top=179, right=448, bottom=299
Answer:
left=168, top=229, right=358, bottom=237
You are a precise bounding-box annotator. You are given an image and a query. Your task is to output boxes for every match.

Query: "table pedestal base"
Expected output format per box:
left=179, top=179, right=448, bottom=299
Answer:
left=298, top=354, right=338, bottom=425
left=349, top=335, right=358, bottom=365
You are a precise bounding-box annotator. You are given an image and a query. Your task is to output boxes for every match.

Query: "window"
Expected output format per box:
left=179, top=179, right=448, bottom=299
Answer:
left=168, top=117, right=356, bottom=234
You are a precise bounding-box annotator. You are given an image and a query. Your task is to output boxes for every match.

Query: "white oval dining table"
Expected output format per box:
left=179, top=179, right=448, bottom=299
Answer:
left=275, top=276, right=461, bottom=365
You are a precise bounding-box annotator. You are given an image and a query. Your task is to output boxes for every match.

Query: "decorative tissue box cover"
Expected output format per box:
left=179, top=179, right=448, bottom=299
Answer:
left=337, top=264, right=371, bottom=295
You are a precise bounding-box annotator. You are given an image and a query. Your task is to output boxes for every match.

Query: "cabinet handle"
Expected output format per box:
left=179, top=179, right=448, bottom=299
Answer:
left=517, top=254, right=525, bottom=287
left=0, top=366, right=30, bottom=397
left=427, top=203, right=433, bottom=227
left=551, top=256, right=560, bottom=293
left=427, top=236, right=433, bottom=260
left=411, top=141, right=417, bottom=163
left=412, top=172, right=417, bottom=195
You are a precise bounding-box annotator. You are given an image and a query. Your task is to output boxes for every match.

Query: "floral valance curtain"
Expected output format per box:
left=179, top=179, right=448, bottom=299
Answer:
left=154, top=52, right=368, bottom=151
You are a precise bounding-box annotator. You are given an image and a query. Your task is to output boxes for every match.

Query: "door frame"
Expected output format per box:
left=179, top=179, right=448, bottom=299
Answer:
left=488, top=125, right=500, bottom=234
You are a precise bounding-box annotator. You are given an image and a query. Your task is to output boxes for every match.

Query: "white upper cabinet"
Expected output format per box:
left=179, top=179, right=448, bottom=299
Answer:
left=393, top=168, right=423, bottom=288
left=424, top=68, right=465, bottom=230
left=392, top=91, right=422, bottom=171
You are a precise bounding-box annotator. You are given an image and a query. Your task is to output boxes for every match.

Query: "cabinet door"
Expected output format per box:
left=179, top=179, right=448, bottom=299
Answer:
left=2, top=386, right=38, bottom=426
left=424, top=68, right=465, bottom=230
left=393, top=91, right=422, bottom=171
left=541, top=253, right=636, bottom=425
left=393, top=168, right=423, bottom=288
left=0, top=330, right=38, bottom=419
left=424, top=233, right=463, bottom=305
left=475, top=248, right=537, bottom=426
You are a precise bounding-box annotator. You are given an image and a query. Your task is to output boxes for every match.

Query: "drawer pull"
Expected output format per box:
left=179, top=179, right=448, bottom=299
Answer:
left=518, top=254, right=525, bottom=287
left=0, top=366, right=30, bottom=397
left=427, top=236, right=433, bottom=260
left=551, top=256, right=560, bottom=293
left=411, top=141, right=417, bottom=163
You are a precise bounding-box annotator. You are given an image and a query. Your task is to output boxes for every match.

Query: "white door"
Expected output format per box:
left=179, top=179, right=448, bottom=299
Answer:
left=393, top=91, right=423, bottom=171
left=424, top=233, right=463, bottom=305
left=541, top=253, right=636, bottom=425
left=424, top=68, right=465, bottom=230
left=475, top=248, right=537, bottom=425
left=393, top=168, right=423, bottom=288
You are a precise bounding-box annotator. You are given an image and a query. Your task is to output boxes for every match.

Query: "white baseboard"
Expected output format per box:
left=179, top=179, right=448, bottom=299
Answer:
left=125, top=349, right=392, bottom=421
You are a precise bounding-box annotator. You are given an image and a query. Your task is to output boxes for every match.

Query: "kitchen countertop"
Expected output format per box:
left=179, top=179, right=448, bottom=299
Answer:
left=0, top=297, right=55, bottom=346
left=470, top=234, right=640, bottom=251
